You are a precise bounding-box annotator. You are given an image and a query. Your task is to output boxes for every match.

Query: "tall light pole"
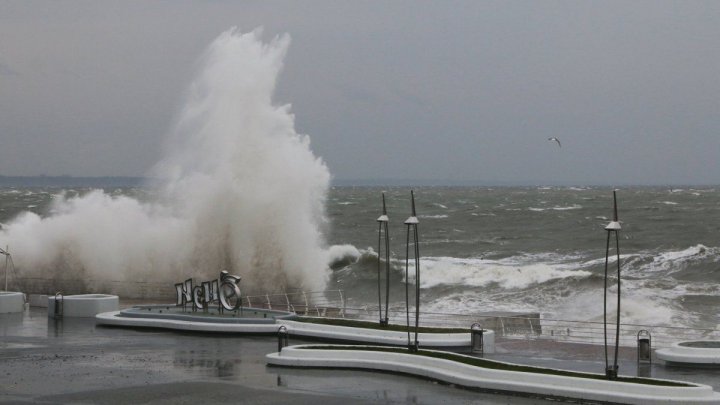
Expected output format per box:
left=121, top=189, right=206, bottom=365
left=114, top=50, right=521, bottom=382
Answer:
left=603, top=191, right=622, bottom=379
left=376, top=193, right=390, bottom=326
left=404, top=191, right=420, bottom=352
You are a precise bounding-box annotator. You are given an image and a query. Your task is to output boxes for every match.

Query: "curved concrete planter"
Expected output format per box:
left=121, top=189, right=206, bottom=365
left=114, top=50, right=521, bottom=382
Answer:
left=95, top=310, right=483, bottom=350
left=267, top=345, right=720, bottom=404
left=120, top=305, right=297, bottom=323
left=96, top=310, right=281, bottom=333
left=657, top=341, right=720, bottom=366
left=49, top=294, right=119, bottom=318
left=0, top=291, right=25, bottom=313
left=280, top=320, right=491, bottom=352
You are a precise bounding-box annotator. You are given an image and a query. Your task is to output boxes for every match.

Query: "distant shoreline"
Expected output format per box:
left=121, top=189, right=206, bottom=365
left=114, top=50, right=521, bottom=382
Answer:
left=0, top=176, right=147, bottom=188
left=0, top=175, right=716, bottom=188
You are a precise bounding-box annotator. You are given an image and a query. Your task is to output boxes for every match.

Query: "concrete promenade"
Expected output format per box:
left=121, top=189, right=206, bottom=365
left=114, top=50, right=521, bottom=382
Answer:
left=1, top=306, right=718, bottom=404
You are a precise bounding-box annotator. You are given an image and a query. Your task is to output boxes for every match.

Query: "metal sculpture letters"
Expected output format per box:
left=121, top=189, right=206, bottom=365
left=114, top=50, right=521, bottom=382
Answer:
left=175, top=271, right=242, bottom=313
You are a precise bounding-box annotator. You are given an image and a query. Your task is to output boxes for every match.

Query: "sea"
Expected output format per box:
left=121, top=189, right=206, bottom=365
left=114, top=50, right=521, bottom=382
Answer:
left=2, top=184, right=718, bottom=331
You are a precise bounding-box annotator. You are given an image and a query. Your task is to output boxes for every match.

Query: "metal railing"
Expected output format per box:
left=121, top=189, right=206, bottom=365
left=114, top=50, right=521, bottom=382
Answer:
left=337, top=306, right=720, bottom=349
left=243, top=289, right=346, bottom=318
left=12, top=276, right=169, bottom=299
left=11, top=276, right=719, bottom=349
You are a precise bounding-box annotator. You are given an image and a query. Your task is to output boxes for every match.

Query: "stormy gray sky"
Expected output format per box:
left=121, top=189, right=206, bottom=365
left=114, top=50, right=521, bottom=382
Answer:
left=1, top=1, right=719, bottom=185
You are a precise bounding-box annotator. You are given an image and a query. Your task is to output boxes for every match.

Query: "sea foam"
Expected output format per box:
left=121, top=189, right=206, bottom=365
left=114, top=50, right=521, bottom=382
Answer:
left=408, top=256, right=592, bottom=289
left=1, top=28, right=331, bottom=294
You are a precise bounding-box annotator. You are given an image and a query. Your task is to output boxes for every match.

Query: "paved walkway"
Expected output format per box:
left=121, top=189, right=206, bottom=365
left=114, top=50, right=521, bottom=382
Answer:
left=1, top=307, right=718, bottom=404
left=489, top=337, right=720, bottom=390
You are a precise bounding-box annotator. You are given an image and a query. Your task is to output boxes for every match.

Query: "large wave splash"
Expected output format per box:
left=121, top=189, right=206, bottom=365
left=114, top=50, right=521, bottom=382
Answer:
left=1, top=28, right=332, bottom=293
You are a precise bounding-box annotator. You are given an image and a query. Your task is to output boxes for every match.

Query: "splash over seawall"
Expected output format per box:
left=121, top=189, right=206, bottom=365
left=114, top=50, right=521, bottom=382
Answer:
left=1, top=28, right=332, bottom=294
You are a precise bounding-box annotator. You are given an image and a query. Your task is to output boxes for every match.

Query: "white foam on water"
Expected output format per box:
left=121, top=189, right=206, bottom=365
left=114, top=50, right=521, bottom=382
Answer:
left=325, top=244, right=362, bottom=266
left=624, top=244, right=720, bottom=277
left=552, top=204, right=582, bottom=211
left=655, top=244, right=712, bottom=263
left=420, top=276, right=686, bottom=327
left=0, top=28, right=331, bottom=293
left=528, top=204, right=582, bottom=212
left=551, top=286, right=680, bottom=326
left=408, top=256, right=592, bottom=289
left=423, top=293, right=538, bottom=315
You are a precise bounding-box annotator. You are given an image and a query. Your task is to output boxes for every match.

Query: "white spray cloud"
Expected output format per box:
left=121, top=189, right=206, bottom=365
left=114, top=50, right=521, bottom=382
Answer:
left=1, top=28, right=331, bottom=294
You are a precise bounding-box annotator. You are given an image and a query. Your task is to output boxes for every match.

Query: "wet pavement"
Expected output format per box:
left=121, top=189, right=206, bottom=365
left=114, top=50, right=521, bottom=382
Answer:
left=491, top=337, right=720, bottom=391
left=1, top=307, right=719, bottom=404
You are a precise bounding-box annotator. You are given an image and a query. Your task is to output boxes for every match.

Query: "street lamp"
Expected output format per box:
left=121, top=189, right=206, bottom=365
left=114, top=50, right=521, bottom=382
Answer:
left=376, top=193, right=390, bottom=326
left=404, top=191, right=420, bottom=352
left=603, top=191, right=622, bottom=379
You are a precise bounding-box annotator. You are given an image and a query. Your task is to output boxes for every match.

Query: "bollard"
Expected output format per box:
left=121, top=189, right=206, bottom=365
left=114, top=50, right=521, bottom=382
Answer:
left=606, top=365, right=618, bottom=380
left=54, top=292, right=64, bottom=319
left=277, top=325, right=289, bottom=353
left=637, top=330, right=652, bottom=363
left=471, top=323, right=484, bottom=354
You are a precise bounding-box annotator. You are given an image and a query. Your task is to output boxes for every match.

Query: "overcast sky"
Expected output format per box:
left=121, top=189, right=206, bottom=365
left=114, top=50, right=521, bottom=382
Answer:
left=1, top=1, right=719, bottom=185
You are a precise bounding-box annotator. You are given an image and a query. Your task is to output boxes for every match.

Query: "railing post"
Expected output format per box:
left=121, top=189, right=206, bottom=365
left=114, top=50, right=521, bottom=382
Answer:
left=302, top=291, right=309, bottom=315
left=339, top=289, right=346, bottom=318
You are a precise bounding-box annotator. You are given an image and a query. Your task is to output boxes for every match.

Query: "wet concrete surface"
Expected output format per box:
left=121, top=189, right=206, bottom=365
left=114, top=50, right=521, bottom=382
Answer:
left=491, top=337, right=720, bottom=390
left=1, top=307, right=719, bottom=404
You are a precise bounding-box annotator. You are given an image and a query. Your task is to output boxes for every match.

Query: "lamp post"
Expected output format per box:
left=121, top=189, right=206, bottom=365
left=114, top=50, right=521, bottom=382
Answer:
left=404, top=191, right=420, bottom=352
left=603, top=191, right=622, bottom=379
left=376, top=193, right=390, bottom=326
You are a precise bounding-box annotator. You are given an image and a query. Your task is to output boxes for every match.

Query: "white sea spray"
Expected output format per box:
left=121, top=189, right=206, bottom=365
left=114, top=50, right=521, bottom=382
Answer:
left=0, top=29, right=331, bottom=293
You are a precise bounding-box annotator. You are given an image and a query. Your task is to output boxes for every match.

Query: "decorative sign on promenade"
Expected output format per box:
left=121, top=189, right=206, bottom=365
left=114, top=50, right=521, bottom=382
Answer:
left=175, top=271, right=242, bottom=312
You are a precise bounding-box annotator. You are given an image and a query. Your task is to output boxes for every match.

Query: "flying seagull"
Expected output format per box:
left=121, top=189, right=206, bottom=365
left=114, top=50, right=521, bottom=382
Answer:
left=548, top=137, right=561, bottom=147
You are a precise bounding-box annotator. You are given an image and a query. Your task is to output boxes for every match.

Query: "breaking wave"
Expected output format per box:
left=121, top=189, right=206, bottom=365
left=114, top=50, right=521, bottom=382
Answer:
left=0, top=28, right=331, bottom=293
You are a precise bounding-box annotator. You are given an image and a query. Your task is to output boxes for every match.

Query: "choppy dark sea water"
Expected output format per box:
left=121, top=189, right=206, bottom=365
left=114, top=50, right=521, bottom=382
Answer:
left=326, top=186, right=720, bottom=330
left=1, top=185, right=718, bottom=330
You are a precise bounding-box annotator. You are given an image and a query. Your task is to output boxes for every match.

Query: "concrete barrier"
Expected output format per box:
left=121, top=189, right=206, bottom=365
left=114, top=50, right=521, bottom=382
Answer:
left=49, top=294, right=119, bottom=318
left=0, top=291, right=25, bottom=313
left=267, top=345, right=720, bottom=404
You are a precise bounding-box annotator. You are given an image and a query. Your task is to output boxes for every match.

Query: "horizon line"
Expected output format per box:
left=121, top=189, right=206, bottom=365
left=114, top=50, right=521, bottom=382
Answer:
left=0, top=175, right=717, bottom=188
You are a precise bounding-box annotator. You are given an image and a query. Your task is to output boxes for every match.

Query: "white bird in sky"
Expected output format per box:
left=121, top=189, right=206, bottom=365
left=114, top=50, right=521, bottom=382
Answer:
left=548, top=137, right=561, bottom=148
